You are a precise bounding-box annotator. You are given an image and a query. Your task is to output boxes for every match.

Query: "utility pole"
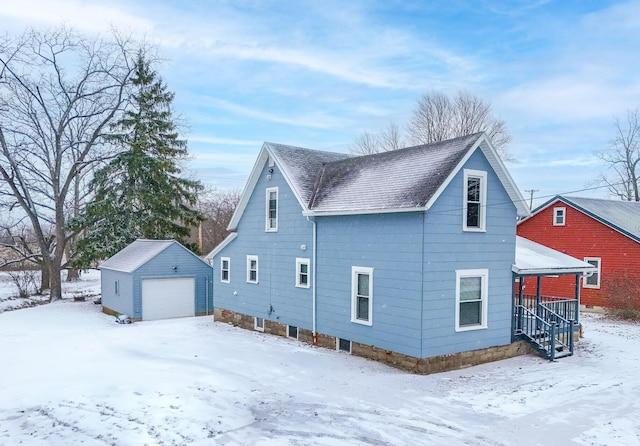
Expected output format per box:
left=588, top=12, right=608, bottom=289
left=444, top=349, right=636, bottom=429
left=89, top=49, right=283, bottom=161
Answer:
left=524, top=189, right=538, bottom=210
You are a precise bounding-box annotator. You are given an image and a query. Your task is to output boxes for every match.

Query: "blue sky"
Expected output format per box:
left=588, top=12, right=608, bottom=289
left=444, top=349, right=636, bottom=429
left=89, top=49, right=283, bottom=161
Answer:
left=3, top=0, right=640, bottom=206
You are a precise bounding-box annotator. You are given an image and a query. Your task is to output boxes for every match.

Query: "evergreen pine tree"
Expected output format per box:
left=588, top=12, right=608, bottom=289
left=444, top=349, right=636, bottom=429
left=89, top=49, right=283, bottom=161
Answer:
left=73, top=53, right=204, bottom=266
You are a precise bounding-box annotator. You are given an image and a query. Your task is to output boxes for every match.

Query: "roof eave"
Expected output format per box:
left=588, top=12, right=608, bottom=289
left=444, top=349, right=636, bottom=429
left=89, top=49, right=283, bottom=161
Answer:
left=303, top=206, right=427, bottom=217
left=205, top=232, right=238, bottom=261
left=512, top=265, right=595, bottom=276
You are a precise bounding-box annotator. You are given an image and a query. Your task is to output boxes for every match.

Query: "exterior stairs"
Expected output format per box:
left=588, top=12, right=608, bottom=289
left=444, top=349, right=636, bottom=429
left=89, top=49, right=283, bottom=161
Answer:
left=513, top=298, right=577, bottom=361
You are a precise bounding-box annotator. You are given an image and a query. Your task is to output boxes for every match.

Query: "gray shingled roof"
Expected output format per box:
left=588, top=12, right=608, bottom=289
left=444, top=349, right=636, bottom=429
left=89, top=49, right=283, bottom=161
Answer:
left=226, top=133, right=528, bottom=233
left=308, top=134, right=480, bottom=212
left=266, top=142, right=352, bottom=205
left=99, top=239, right=175, bottom=273
left=560, top=196, right=640, bottom=242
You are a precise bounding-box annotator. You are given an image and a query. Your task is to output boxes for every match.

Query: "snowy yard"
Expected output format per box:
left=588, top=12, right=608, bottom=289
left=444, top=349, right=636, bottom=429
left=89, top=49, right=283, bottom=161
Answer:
left=1, top=276, right=639, bottom=445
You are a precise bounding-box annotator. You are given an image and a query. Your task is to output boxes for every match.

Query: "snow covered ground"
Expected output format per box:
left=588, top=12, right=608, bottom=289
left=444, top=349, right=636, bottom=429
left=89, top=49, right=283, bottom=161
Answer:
left=0, top=269, right=101, bottom=313
left=0, top=277, right=639, bottom=445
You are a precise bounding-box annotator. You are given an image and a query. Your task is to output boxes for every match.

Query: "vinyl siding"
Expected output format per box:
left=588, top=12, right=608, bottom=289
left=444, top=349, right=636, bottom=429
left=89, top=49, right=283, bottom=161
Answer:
left=420, top=149, right=516, bottom=357
left=100, top=269, right=134, bottom=316
left=213, top=160, right=314, bottom=328
left=315, top=212, right=424, bottom=357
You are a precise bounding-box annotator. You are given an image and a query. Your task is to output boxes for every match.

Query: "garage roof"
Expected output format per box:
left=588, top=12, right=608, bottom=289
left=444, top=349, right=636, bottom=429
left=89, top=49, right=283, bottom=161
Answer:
left=100, top=240, right=176, bottom=273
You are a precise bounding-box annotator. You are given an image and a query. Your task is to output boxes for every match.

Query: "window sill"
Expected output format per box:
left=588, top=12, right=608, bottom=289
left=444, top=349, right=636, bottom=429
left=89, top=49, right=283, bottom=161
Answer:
left=463, top=227, right=486, bottom=233
left=350, top=318, right=372, bottom=326
left=455, top=324, right=487, bottom=332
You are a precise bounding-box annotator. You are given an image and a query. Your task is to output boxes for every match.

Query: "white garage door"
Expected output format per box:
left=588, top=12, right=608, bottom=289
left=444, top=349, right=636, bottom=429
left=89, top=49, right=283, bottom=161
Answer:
left=141, top=277, right=195, bottom=321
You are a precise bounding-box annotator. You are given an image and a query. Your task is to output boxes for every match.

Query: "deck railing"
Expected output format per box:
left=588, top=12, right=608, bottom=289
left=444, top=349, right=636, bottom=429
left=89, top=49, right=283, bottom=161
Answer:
left=513, top=304, right=575, bottom=360
left=519, top=294, right=578, bottom=323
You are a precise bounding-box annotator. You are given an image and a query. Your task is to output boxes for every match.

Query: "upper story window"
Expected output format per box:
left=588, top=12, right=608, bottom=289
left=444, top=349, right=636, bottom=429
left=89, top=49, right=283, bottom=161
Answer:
left=463, top=169, right=487, bottom=231
left=246, top=255, right=259, bottom=284
left=351, top=266, right=373, bottom=326
left=266, top=187, right=278, bottom=232
left=455, top=269, right=489, bottom=331
left=583, top=257, right=601, bottom=289
left=220, top=257, right=230, bottom=283
left=553, top=207, right=566, bottom=226
left=296, top=258, right=310, bottom=288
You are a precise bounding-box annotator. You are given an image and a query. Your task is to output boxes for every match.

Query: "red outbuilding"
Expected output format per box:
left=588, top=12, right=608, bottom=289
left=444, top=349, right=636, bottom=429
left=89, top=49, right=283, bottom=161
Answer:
left=517, top=196, right=640, bottom=309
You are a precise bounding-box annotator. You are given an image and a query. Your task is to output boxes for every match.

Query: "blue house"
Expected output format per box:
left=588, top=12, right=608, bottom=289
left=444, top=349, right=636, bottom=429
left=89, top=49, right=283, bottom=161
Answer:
left=100, top=239, right=213, bottom=321
left=208, top=133, right=543, bottom=372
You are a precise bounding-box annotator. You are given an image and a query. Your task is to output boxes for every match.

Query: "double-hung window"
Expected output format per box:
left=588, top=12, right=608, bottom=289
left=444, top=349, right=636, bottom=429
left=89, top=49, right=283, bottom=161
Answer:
left=583, top=257, right=601, bottom=288
left=296, top=258, right=310, bottom=288
left=220, top=257, right=230, bottom=283
left=455, top=269, right=489, bottom=331
left=463, top=169, right=487, bottom=231
left=553, top=207, right=566, bottom=226
left=266, top=187, right=278, bottom=232
left=246, top=255, right=259, bottom=284
left=351, top=266, right=373, bottom=326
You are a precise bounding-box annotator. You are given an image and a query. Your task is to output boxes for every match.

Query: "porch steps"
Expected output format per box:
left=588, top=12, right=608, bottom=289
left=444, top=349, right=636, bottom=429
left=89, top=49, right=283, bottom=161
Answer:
left=514, top=304, right=576, bottom=361
left=525, top=333, right=573, bottom=360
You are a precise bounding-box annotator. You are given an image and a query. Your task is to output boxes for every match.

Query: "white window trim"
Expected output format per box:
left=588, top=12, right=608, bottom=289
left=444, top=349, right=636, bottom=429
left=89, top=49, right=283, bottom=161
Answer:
left=220, top=257, right=230, bottom=283
left=583, top=257, right=601, bottom=289
left=265, top=187, right=278, bottom=232
left=254, top=317, right=264, bottom=332
left=455, top=268, right=489, bottom=332
left=295, top=258, right=310, bottom=288
left=351, top=266, right=373, bottom=326
left=246, top=255, right=259, bottom=284
left=463, top=169, right=487, bottom=232
left=553, top=207, right=566, bottom=226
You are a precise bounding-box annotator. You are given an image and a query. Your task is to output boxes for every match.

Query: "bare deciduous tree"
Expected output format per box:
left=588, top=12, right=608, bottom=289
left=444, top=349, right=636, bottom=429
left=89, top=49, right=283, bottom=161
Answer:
left=350, top=122, right=404, bottom=155
left=351, top=91, right=511, bottom=160
left=595, top=109, right=640, bottom=201
left=0, top=28, right=137, bottom=300
left=194, top=188, right=240, bottom=254
left=407, top=90, right=511, bottom=160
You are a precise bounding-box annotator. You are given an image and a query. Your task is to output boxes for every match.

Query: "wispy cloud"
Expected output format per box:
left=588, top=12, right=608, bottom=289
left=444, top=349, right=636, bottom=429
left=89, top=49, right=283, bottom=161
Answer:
left=2, top=0, right=152, bottom=33
left=205, top=98, right=346, bottom=129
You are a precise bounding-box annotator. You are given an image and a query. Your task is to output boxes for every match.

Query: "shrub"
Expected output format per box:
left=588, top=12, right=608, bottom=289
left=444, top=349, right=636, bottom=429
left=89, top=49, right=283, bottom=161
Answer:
left=605, top=276, right=640, bottom=320
left=6, top=268, right=39, bottom=298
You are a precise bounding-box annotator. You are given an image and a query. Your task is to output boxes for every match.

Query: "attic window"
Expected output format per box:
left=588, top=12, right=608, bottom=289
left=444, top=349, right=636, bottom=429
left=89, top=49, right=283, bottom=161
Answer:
left=266, top=187, right=278, bottom=232
left=553, top=207, right=566, bottom=226
left=463, top=169, right=487, bottom=231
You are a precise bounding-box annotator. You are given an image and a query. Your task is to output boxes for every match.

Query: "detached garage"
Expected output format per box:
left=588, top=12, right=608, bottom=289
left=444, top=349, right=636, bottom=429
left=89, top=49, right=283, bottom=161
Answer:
left=100, top=239, right=213, bottom=321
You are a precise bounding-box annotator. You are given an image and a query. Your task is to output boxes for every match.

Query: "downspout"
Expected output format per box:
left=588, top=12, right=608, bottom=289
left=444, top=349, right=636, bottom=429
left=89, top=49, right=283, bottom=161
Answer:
left=307, top=216, right=318, bottom=344
left=205, top=276, right=209, bottom=316
left=420, top=210, right=426, bottom=358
